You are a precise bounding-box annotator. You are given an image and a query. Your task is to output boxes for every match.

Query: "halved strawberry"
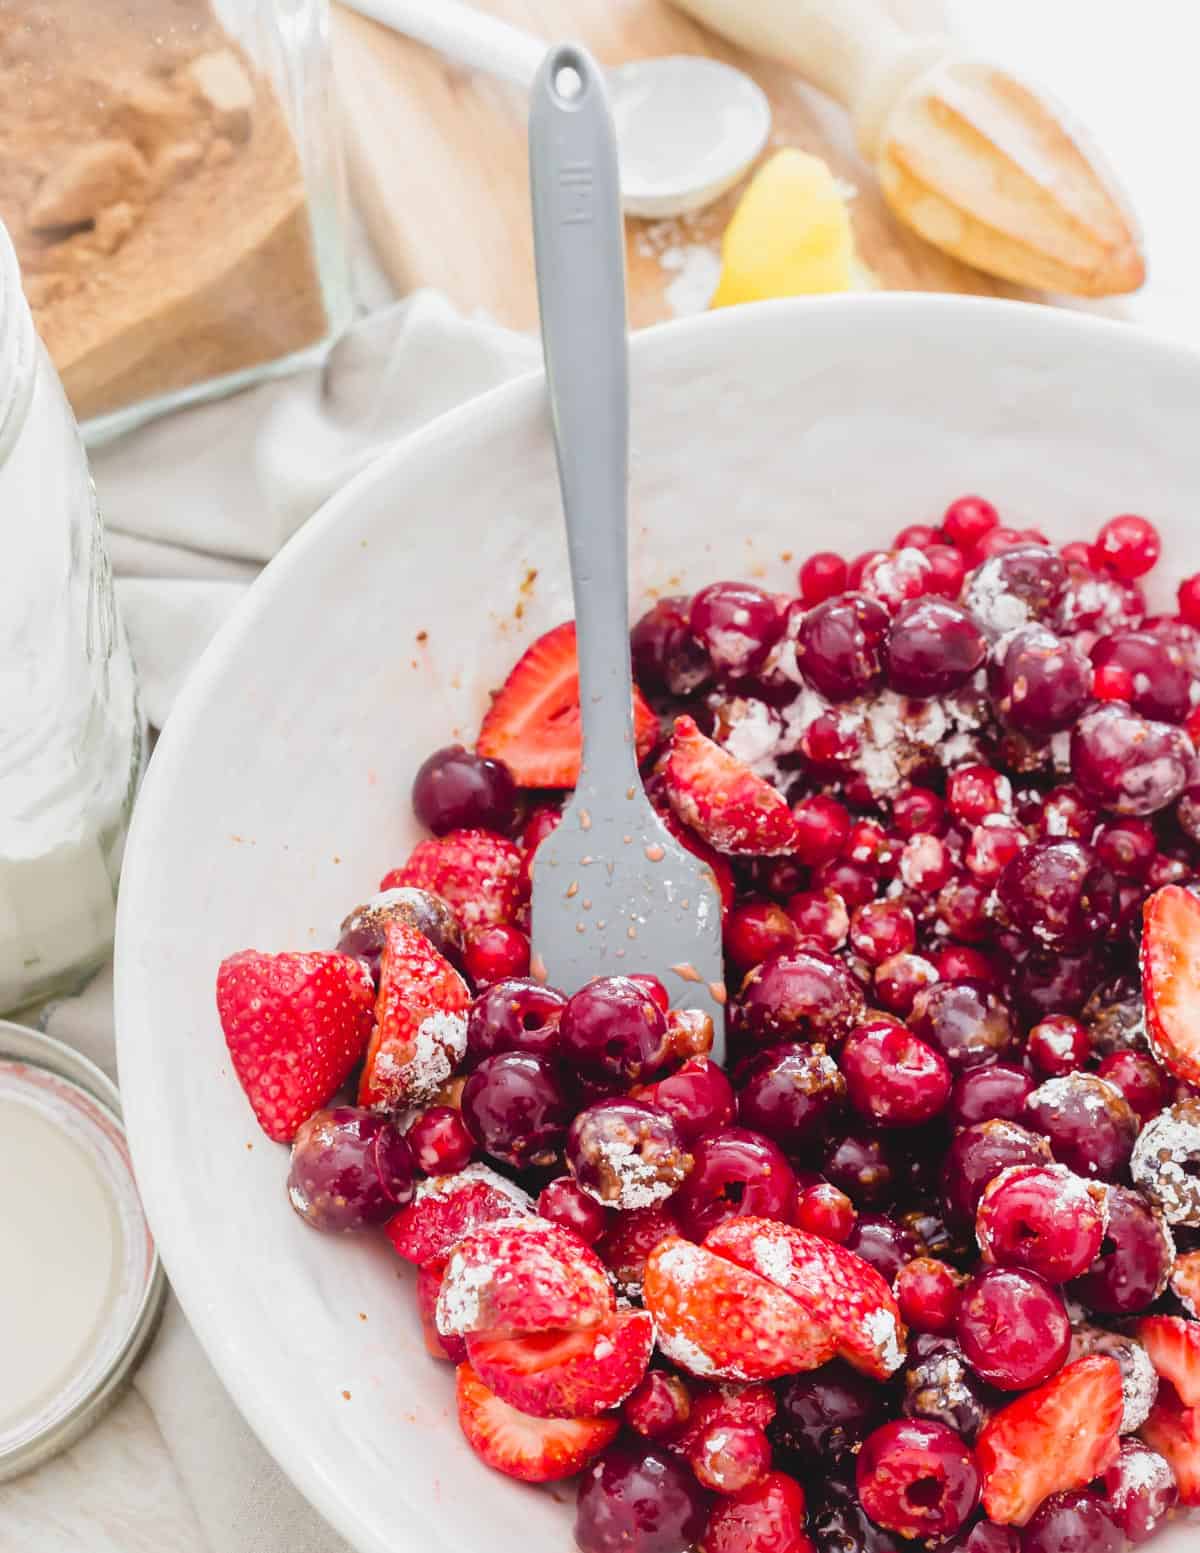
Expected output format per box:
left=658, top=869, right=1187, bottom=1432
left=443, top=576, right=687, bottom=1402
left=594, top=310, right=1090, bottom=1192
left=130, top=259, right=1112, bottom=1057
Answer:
left=1140, top=1381, right=1200, bottom=1505
left=384, top=1164, right=532, bottom=1267
left=1138, top=1315, right=1200, bottom=1406
left=417, top=1261, right=467, bottom=1363
left=1172, top=1250, right=1200, bottom=1317
left=642, top=1236, right=837, bottom=1382
left=704, top=1218, right=907, bottom=1380
left=358, top=919, right=471, bottom=1109
left=976, top=1355, right=1123, bottom=1525
left=476, top=622, right=659, bottom=789
left=1142, top=884, right=1200, bottom=1086
left=662, top=715, right=801, bottom=856
left=381, top=829, right=526, bottom=931
left=466, top=1307, right=653, bottom=1418
left=216, top=949, right=375, bottom=1142
left=456, top=1362, right=618, bottom=1483
left=437, top=1218, right=614, bottom=1340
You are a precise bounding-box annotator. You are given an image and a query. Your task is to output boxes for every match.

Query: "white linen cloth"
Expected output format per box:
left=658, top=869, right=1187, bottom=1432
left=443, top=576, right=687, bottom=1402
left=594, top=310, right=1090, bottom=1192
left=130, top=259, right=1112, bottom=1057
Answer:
left=4, top=292, right=538, bottom=1553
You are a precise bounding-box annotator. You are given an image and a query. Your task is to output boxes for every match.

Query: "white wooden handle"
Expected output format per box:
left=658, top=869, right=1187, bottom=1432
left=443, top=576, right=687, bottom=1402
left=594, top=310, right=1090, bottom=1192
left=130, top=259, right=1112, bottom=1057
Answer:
left=340, top=0, right=547, bottom=89
left=666, top=0, right=909, bottom=102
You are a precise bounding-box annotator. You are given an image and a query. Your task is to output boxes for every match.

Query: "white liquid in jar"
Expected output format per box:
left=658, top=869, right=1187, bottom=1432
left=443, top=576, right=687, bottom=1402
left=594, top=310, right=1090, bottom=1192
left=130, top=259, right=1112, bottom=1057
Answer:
left=0, top=1097, right=119, bottom=1431
left=0, top=1061, right=153, bottom=1461
left=0, top=221, right=143, bottom=1016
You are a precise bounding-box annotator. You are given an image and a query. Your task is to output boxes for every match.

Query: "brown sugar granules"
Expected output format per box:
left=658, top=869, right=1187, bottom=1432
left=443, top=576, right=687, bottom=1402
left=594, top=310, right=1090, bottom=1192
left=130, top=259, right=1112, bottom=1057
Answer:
left=0, top=0, right=329, bottom=422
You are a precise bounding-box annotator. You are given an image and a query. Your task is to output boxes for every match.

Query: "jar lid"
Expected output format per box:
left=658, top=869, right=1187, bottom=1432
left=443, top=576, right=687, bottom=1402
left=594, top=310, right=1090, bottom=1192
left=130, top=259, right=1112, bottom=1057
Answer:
left=0, top=1020, right=165, bottom=1481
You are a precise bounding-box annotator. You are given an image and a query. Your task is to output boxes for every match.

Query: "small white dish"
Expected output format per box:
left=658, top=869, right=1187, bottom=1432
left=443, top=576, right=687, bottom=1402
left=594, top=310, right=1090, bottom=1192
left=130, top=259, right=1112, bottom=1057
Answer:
left=610, top=56, right=771, bottom=218
left=115, top=296, right=1200, bottom=1553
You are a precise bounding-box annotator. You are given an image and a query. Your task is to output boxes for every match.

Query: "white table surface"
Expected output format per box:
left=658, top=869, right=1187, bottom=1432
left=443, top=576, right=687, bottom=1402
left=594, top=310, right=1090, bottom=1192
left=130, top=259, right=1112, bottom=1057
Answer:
left=3, top=4, right=1194, bottom=1549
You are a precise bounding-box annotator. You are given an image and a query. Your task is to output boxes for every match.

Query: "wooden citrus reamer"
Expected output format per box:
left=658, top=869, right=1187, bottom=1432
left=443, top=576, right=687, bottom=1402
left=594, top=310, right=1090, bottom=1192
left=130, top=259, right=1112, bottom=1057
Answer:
left=669, top=0, right=1145, bottom=296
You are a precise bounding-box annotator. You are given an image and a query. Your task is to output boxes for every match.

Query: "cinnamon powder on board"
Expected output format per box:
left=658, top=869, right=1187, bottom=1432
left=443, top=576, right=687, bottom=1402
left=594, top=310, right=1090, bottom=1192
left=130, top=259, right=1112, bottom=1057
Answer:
left=0, top=0, right=329, bottom=422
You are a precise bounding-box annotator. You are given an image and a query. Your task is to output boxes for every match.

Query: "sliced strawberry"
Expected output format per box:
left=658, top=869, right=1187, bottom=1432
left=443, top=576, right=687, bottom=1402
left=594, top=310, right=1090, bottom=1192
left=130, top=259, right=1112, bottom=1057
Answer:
left=476, top=622, right=659, bottom=789
left=466, top=1308, right=653, bottom=1419
left=1172, top=1250, right=1200, bottom=1317
left=436, top=1218, right=614, bottom=1340
left=595, top=1204, right=680, bottom=1296
left=1142, top=884, right=1200, bottom=1086
left=381, top=828, right=526, bottom=931
left=1140, top=1381, right=1200, bottom=1505
left=384, top=1164, right=532, bottom=1267
left=456, top=1362, right=618, bottom=1483
left=701, top=1471, right=813, bottom=1553
left=417, top=1260, right=467, bottom=1362
left=1138, top=1315, right=1200, bottom=1406
left=656, top=804, right=736, bottom=915
left=976, top=1355, right=1123, bottom=1525
left=662, top=715, right=800, bottom=856
left=216, top=949, right=375, bottom=1142
left=704, top=1217, right=906, bottom=1380
left=669, top=1382, right=777, bottom=1456
left=642, top=1236, right=837, bottom=1382
left=358, top=919, right=471, bottom=1108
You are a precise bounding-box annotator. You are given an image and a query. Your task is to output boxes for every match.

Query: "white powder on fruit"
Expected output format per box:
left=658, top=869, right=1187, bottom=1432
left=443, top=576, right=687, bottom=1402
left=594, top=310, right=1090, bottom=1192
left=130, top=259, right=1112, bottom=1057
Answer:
left=861, top=548, right=931, bottom=607
left=1173, top=1257, right=1200, bottom=1318
left=1131, top=1103, right=1200, bottom=1224
left=720, top=698, right=783, bottom=773
left=938, top=731, right=984, bottom=768
left=863, top=1308, right=904, bottom=1374
left=1069, top=1325, right=1159, bottom=1433
left=406, top=1009, right=468, bottom=1102
left=436, top=1253, right=494, bottom=1336
left=964, top=565, right=1032, bottom=636
left=589, top=1133, right=678, bottom=1211
left=749, top=1232, right=794, bottom=1288
left=1117, top=1343, right=1160, bottom=1433
left=778, top=686, right=830, bottom=751
left=1114, top=1443, right=1174, bottom=1497
left=655, top=1240, right=706, bottom=1290
left=1040, top=1023, right=1079, bottom=1059
left=656, top=1327, right=721, bottom=1378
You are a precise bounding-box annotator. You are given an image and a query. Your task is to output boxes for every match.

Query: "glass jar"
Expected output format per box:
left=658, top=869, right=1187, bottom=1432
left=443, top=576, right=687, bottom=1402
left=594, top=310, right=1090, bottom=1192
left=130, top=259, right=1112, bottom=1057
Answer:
left=0, top=0, right=351, bottom=441
left=0, top=220, right=145, bottom=1013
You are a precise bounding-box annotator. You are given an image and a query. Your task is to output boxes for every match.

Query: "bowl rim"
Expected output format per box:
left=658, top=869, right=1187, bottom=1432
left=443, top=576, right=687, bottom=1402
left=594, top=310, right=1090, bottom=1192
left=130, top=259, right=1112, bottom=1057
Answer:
left=114, top=292, right=1200, bottom=1553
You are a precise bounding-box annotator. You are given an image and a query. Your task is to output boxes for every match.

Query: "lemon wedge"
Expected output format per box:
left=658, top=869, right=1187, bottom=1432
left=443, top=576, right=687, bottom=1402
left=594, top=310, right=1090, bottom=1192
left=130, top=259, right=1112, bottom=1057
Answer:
left=710, top=149, right=858, bottom=308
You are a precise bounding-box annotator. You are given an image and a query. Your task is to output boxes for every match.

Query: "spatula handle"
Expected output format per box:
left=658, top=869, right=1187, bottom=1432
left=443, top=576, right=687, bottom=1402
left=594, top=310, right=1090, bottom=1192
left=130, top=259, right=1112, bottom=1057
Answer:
left=529, top=46, right=641, bottom=793
left=341, top=0, right=547, bottom=89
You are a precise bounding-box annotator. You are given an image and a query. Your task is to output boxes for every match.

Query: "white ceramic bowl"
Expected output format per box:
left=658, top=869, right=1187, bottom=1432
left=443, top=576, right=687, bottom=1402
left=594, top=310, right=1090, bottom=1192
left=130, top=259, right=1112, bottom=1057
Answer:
left=116, top=296, right=1200, bottom=1553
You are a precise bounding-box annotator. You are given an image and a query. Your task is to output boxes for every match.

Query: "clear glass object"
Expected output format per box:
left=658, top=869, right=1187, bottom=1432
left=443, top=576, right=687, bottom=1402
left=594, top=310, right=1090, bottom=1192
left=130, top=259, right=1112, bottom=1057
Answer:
left=0, top=0, right=351, bottom=443
left=0, top=221, right=145, bottom=1013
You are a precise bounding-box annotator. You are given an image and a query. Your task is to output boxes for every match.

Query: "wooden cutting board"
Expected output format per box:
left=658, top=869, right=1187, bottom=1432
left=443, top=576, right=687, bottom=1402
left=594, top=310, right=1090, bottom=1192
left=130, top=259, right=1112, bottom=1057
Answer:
left=332, top=0, right=1027, bottom=331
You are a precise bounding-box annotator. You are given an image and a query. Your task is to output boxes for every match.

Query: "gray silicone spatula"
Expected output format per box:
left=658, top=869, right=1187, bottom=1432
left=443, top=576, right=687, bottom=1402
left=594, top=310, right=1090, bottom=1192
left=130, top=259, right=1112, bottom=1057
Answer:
left=527, top=44, right=726, bottom=1057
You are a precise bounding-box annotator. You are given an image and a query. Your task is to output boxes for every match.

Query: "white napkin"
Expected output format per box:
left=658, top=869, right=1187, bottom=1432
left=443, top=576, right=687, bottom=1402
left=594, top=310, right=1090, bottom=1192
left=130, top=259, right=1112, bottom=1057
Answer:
left=13, top=292, right=538, bottom=1553
left=104, top=292, right=538, bottom=730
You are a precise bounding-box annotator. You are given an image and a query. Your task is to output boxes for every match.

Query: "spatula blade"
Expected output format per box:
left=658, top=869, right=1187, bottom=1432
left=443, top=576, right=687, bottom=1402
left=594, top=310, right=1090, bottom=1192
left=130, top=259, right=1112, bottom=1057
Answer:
left=531, top=788, right=726, bottom=1057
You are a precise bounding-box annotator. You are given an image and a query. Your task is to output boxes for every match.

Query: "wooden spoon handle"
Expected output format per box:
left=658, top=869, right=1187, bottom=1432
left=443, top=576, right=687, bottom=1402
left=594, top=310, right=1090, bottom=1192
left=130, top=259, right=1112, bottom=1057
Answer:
left=666, top=0, right=927, bottom=113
